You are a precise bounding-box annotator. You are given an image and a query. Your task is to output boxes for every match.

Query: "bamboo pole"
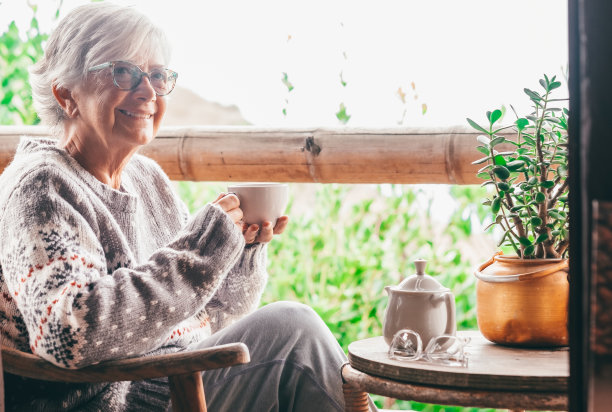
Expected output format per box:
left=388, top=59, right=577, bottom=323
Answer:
left=0, top=126, right=515, bottom=184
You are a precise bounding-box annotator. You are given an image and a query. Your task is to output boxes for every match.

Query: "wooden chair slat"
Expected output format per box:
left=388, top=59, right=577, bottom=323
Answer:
left=1, top=342, right=249, bottom=382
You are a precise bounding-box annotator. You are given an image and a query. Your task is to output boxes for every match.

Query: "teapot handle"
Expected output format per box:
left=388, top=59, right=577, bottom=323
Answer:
left=442, top=291, right=456, bottom=336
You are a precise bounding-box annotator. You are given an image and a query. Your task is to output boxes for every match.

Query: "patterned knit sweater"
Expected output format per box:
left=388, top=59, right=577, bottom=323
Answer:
left=0, top=137, right=268, bottom=411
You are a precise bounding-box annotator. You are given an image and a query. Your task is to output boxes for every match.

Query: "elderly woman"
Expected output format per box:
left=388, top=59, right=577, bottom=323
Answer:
left=0, top=3, right=351, bottom=411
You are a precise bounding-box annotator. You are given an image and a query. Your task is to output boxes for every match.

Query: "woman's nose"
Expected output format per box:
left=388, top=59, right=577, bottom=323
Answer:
left=134, top=74, right=156, bottom=101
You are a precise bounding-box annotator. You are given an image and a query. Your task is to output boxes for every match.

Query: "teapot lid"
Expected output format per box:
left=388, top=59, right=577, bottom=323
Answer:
left=397, top=259, right=448, bottom=291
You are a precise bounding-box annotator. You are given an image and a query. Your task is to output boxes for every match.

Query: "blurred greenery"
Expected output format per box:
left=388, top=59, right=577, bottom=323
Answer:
left=0, top=4, right=59, bottom=125
left=2, top=6, right=536, bottom=411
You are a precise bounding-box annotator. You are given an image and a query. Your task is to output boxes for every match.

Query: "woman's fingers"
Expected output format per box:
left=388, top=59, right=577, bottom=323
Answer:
left=226, top=208, right=244, bottom=226
left=244, top=216, right=290, bottom=244
left=272, top=216, right=289, bottom=235
left=212, top=192, right=226, bottom=203
left=255, top=221, right=274, bottom=243
left=214, top=193, right=240, bottom=212
left=243, top=223, right=259, bottom=244
left=213, top=193, right=243, bottom=225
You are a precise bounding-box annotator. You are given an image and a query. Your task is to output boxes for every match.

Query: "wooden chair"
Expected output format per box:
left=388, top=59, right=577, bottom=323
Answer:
left=1, top=342, right=249, bottom=412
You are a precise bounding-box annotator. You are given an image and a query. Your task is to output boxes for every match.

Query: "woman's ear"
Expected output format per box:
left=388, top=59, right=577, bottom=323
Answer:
left=52, top=84, right=79, bottom=118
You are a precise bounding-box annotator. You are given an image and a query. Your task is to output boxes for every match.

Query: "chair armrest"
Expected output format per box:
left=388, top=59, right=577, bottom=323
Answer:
left=1, top=342, right=250, bottom=383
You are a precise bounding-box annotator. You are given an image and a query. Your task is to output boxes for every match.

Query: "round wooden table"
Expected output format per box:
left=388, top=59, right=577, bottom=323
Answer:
left=341, top=331, right=568, bottom=412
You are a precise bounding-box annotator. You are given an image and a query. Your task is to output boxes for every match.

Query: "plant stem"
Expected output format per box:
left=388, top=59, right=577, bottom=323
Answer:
left=534, top=89, right=557, bottom=258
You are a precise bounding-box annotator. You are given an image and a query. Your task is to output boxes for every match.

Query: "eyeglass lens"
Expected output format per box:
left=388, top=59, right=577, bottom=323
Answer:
left=388, top=329, right=422, bottom=361
left=388, top=329, right=469, bottom=367
left=112, top=62, right=176, bottom=95
left=424, top=335, right=469, bottom=367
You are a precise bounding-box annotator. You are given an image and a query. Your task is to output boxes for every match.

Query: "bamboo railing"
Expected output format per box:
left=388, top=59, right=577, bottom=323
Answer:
left=0, top=126, right=515, bottom=184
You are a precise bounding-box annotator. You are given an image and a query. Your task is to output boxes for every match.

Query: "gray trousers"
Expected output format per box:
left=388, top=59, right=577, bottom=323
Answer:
left=191, top=301, right=348, bottom=412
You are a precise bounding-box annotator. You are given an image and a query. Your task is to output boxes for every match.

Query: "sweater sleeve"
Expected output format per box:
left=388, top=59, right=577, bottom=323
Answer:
left=0, top=169, right=244, bottom=368
left=204, top=243, right=269, bottom=333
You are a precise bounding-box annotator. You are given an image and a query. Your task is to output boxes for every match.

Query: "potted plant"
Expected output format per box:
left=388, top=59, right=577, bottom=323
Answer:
left=466, top=74, right=570, bottom=347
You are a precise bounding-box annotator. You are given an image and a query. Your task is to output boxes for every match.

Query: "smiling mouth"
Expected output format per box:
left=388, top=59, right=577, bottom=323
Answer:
left=118, top=109, right=153, bottom=119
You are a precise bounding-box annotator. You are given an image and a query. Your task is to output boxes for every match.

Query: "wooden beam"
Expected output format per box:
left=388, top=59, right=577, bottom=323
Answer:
left=0, top=125, right=514, bottom=184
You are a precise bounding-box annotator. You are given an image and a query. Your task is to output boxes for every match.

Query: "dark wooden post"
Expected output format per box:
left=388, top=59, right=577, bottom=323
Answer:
left=568, top=0, right=612, bottom=411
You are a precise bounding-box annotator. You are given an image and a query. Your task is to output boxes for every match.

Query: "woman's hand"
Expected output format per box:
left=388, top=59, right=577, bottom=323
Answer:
left=242, top=216, right=289, bottom=245
left=213, top=193, right=244, bottom=230
left=213, top=192, right=289, bottom=245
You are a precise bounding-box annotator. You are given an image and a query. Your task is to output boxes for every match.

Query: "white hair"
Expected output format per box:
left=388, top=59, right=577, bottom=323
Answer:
left=29, top=2, right=172, bottom=137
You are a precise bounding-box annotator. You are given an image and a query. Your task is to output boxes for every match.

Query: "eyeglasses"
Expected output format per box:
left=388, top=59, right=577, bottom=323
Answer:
left=388, top=329, right=470, bottom=368
left=88, top=61, right=178, bottom=96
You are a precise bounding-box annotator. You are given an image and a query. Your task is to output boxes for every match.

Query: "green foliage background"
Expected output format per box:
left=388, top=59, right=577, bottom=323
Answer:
left=0, top=4, right=58, bottom=125
left=1, top=6, right=528, bottom=411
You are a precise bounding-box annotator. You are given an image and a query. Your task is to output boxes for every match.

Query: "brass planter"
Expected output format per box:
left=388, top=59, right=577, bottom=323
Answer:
left=474, top=253, right=569, bottom=347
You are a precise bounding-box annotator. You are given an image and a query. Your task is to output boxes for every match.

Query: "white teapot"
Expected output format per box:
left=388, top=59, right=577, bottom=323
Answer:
left=382, top=259, right=456, bottom=347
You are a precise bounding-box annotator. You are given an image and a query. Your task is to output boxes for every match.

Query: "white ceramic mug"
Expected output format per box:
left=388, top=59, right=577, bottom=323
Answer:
left=227, top=183, right=289, bottom=226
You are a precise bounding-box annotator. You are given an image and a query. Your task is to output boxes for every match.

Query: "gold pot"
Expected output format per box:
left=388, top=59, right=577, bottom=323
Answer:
left=474, top=252, right=569, bottom=347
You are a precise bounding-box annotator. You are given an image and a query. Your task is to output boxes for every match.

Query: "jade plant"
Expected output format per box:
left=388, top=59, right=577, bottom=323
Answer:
left=467, top=75, right=569, bottom=259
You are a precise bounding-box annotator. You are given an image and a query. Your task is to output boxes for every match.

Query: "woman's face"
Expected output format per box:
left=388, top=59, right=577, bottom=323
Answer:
left=72, top=57, right=167, bottom=152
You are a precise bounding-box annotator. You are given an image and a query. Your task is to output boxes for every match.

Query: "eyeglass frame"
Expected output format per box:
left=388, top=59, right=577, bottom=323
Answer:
left=387, top=328, right=470, bottom=367
left=88, top=61, right=178, bottom=96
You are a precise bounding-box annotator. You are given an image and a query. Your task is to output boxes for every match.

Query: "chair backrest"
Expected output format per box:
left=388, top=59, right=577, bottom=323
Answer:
left=1, top=342, right=249, bottom=412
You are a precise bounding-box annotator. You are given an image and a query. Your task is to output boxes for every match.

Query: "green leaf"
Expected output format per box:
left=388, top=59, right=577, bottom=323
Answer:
left=540, top=180, right=555, bottom=188
left=535, top=192, right=546, bottom=203
left=492, top=165, right=510, bottom=180
left=531, top=216, right=543, bottom=226
left=524, top=88, right=541, bottom=101
left=476, top=146, right=489, bottom=155
left=335, top=103, right=351, bottom=124
left=518, top=237, right=532, bottom=247
left=516, top=148, right=529, bottom=155
left=516, top=118, right=529, bottom=131
left=489, top=109, right=502, bottom=125
left=490, top=136, right=505, bottom=147
left=497, top=231, right=508, bottom=247
left=493, top=155, right=506, bottom=165
left=478, top=165, right=492, bottom=173
left=549, top=81, right=562, bottom=91
left=497, top=182, right=510, bottom=191
left=477, top=134, right=490, bottom=146
left=522, top=135, right=536, bottom=146
left=468, top=118, right=490, bottom=134
left=523, top=245, right=536, bottom=256
left=281, top=72, right=294, bottom=92
left=549, top=210, right=563, bottom=220
left=477, top=172, right=490, bottom=180
left=506, top=160, right=524, bottom=171
left=472, top=156, right=491, bottom=165
left=535, top=233, right=549, bottom=244
left=491, top=197, right=502, bottom=214
left=1, top=90, right=14, bottom=105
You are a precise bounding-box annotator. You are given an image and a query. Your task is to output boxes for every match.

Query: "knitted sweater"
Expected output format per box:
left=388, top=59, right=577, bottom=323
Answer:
left=0, top=137, right=268, bottom=411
